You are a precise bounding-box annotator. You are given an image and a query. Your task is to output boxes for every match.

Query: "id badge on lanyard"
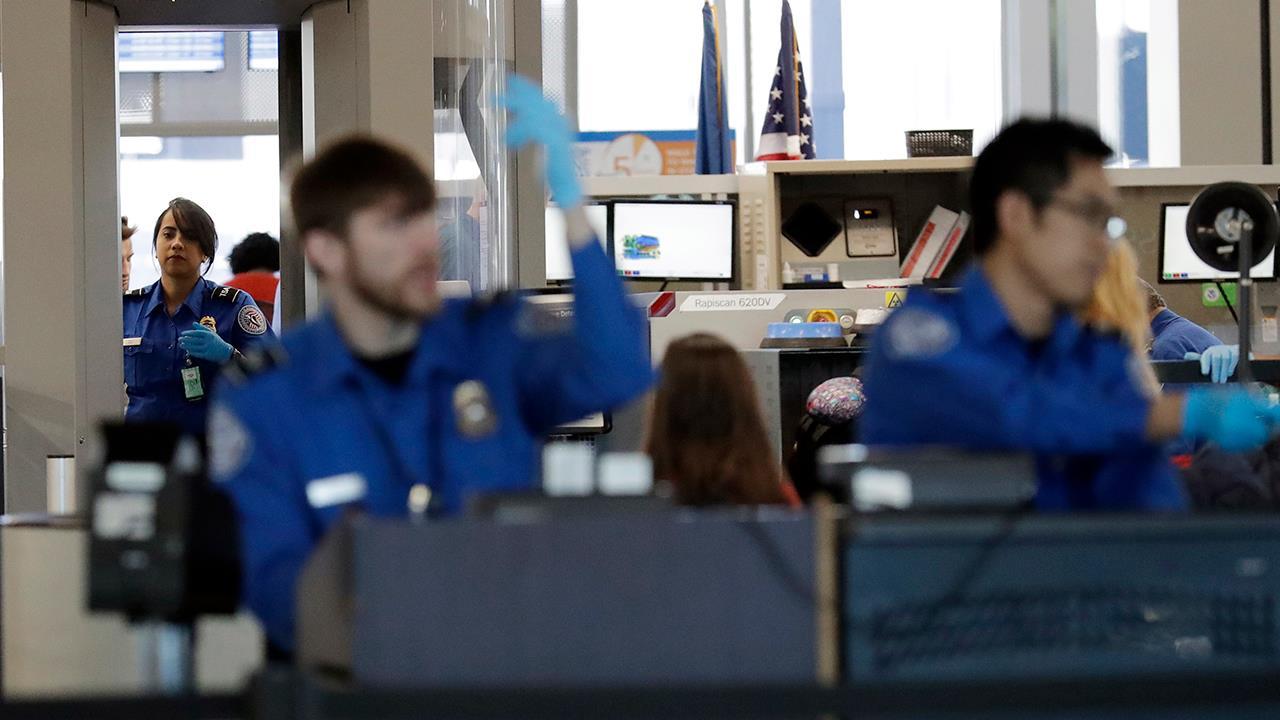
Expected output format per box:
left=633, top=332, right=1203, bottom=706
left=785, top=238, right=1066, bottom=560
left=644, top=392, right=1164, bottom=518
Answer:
left=181, top=364, right=204, bottom=401
left=182, top=315, right=217, bottom=402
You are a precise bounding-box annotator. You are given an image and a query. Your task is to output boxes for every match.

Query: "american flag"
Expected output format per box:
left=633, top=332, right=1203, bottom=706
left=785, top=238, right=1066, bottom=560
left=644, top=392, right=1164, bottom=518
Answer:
left=756, top=0, right=814, bottom=161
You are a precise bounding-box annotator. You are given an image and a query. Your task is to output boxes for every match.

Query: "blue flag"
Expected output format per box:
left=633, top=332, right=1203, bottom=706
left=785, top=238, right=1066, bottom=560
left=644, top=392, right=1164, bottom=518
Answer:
left=695, top=1, right=732, bottom=174
left=756, top=0, right=814, bottom=160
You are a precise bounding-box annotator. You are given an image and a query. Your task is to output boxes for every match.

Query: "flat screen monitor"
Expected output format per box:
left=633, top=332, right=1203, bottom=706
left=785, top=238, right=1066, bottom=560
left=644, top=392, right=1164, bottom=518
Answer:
left=119, top=32, right=226, bottom=73
left=545, top=204, right=610, bottom=283
left=247, top=30, right=279, bottom=71
left=612, top=201, right=735, bottom=281
left=1158, top=202, right=1278, bottom=282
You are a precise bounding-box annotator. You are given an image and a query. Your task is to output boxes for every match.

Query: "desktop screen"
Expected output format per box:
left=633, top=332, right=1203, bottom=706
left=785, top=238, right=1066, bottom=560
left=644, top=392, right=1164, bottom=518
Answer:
left=1160, top=202, right=1277, bottom=282
left=612, top=202, right=735, bottom=281
left=545, top=204, right=609, bottom=282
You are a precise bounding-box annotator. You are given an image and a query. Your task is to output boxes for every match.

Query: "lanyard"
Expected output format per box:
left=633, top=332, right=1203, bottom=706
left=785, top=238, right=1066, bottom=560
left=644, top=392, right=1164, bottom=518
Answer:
left=349, top=369, right=446, bottom=516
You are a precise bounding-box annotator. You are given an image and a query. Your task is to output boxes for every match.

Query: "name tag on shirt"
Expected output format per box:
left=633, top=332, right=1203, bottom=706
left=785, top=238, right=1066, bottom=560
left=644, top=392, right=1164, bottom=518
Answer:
left=306, top=473, right=367, bottom=509
left=123, top=337, right=142, bottom=347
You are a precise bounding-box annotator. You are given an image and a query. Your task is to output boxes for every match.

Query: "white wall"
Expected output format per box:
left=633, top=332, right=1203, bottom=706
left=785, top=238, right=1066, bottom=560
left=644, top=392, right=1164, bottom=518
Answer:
left=1179, top=0, right=1263, bottom=165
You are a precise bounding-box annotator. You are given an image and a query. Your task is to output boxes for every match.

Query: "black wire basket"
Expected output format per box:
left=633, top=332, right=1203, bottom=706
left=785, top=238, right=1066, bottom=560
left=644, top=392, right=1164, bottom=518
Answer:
left=906, top=129, right=974, bottom=158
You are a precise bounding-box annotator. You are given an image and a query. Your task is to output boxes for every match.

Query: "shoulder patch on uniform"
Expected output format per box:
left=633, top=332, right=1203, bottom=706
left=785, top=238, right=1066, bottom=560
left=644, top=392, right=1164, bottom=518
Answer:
left=208, top=403, right=252, bottom=482
left=884, top=308, right=958, bottom=360
left=125, top=287, right=146, bottom=297
left=237, top=304, right=268, bottom=336
left=208, top=285, right=243, bottom=304
left=222, top=344, right=289, bottom=386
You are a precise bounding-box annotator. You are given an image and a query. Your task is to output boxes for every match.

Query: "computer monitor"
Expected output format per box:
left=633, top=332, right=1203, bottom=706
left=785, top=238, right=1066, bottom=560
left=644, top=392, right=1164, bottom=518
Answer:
left=1158, top=202, right=1278, bottom=282
left=612, top=201, right=736, bottom=281
left=545, top=203, right=609, bottom=283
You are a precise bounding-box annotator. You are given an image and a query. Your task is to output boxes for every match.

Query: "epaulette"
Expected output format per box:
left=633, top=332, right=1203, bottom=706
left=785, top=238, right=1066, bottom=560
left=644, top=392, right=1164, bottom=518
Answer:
left=124, top=287, right=146, bottom=298
left=222, top=344, right=289, bottom=387
left=208, top=285, right=244, bottom=304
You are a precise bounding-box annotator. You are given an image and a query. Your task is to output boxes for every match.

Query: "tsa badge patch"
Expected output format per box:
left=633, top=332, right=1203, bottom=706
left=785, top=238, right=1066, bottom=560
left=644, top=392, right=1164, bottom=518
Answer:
left=238, top=305, right=268, bottom=336
left=884, top=309, right=958, bottom=360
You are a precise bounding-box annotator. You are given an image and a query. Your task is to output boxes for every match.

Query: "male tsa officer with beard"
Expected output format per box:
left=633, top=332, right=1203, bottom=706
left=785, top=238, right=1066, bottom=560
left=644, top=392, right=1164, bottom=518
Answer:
left=210, top=76, right=654, bottom=655
left=860, top=119, right=1280, bottom=511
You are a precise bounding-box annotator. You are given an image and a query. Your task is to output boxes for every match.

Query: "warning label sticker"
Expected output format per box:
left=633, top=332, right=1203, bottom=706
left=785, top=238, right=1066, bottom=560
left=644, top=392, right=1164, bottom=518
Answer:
left=885, top=291, right=906, bottom=309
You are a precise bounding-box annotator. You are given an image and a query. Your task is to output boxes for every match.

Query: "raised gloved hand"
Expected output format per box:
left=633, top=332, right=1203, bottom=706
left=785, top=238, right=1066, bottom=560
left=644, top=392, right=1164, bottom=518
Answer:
left=1182, top=387, right=1280, bottom=451
left=498, top=73, right=582, bottom=209
left=1184, top=344, right=1240, bottom=384
left=179, top=322, right=234, bottom=363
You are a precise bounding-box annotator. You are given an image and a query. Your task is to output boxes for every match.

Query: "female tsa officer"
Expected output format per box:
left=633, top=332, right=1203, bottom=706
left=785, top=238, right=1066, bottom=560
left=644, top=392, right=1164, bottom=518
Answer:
left=123, top=198, right=276, bottom=434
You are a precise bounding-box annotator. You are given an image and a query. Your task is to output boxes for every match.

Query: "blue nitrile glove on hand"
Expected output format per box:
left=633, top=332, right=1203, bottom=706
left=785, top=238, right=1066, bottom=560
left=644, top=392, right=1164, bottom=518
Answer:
left=1184, top=344, right=1241, bottom=384
left=179, top=322, right=234, bottom=363
left=1182, top=387, right=1280, bottom=451
left=498, top=73, right=582, bottom=209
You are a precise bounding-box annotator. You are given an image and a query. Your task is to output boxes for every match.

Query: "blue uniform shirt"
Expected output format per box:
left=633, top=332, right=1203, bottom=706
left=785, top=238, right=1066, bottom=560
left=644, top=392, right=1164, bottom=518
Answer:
left=1149, top=308, right=1222, bottom=361
left=860, top=266, right=1186, bottom=512
left=210, top=240, right=654, bottom=652
left=1149, top=309, right=1222, bottom=455
left=124, top=277, right=276, bottom=435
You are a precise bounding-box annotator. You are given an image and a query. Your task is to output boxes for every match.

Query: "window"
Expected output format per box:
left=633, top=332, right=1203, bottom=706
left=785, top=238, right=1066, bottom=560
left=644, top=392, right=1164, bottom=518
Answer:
left=838, top=0, right=1002, bottom=160
left=121, top=136, right=281, bottom=289
left=1096, top=0, right=1180, bottom=167
left=571, top=1, right=1002, bottom=166
left=576, top=0, right=704, bottom=133
left=118, top=31, right=279, bottom=291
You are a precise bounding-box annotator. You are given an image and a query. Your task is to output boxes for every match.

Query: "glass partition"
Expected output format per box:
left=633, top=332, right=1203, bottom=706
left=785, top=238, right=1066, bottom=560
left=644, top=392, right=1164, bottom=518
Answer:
left=433, top=0, right=514, bottom=293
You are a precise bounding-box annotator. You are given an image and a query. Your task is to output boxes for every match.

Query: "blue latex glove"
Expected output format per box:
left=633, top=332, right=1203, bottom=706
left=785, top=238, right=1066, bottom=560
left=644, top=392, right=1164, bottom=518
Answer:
left=498, top=74, right=582, bottom=209
left=1184, top=344, right=1240, bottom=384
left=1182, top=387, right=1280, bottom=451
left=179, top=322, right=234, bottom=363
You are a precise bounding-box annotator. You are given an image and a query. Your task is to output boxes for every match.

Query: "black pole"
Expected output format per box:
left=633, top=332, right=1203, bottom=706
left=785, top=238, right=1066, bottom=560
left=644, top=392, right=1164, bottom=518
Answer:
left=1263, top=0, right=1273, bottom=163
left=1241, top=225, right=1255, bottom=383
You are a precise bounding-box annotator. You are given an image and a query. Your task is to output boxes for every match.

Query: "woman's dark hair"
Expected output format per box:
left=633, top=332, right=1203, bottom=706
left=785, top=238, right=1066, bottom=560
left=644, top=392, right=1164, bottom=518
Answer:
left=645, top=333, right=788, bottom=507
left=969, top=118, right=1113, bottom=256
left=153, top=197, right=218, bottom=274
left=228, top=232, right=280, bottom=274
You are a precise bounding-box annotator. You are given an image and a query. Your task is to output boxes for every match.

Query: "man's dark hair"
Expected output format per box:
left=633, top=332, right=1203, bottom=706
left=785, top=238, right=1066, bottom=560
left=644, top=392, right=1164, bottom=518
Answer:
left=289, top=136, right=436, bottom=240
left=969, top=118, right=1114, bottom=256
left=228, top=232, right=280, bottom=274
left=1137, top=277, right=1166, bottom=312
left=153, top=197, right=218, bottom=273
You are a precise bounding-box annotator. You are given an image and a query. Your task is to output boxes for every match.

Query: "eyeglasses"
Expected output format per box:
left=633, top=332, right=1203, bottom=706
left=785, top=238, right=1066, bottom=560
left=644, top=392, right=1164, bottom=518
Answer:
left=1047, top=196, right=1128, bottom=241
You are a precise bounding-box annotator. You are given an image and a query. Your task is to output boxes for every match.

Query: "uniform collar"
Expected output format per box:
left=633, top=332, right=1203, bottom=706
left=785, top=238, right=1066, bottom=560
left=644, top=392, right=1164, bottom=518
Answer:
left=307, top=309, right=463, bottom=394
left=958, top=266, right=1014, bottom=343
left=142, top=277, right=209, bottom=318
left=959, top=265, right=1083, bottom=353
left=1150, top=308, right=1179, bottom=337
left=307, top=314, right=362, bottom=392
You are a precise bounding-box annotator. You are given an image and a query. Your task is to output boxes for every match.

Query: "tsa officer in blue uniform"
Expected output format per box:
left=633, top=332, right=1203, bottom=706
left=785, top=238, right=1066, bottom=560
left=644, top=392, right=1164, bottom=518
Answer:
left=1138, top=278, right=1241, bottom=384
left=209, top=76, right=655, bottom=655
left=860, top=119, right=1280, bottom=511
left=124, top=198, right=276, bottom=435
